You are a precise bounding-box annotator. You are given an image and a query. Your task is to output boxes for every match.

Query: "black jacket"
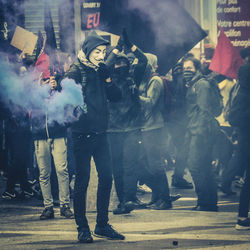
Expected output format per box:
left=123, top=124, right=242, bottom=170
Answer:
left=106, top=50, right=146, bottom=132
left=64, top=59, right=121, bottom=134
left=229, top=62, right=250, bottom=131
left=185, top=72, right=219, bottom=135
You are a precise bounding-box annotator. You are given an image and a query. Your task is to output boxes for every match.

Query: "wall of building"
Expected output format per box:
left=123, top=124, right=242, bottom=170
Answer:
left=24, top=0, right=60, bottom=49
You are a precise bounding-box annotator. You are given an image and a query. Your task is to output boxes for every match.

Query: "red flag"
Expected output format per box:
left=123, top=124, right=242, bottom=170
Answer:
left=209, top=29, right=244, bottom=79
left=33, top=51, right=50, bottom=80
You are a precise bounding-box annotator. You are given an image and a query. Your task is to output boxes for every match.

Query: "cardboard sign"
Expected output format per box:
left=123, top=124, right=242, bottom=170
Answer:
left=10, top=26, right=38, bottom=55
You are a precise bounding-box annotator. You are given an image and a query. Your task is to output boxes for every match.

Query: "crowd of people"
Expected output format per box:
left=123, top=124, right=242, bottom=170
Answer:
left=0, top=29, right=250, bottom=243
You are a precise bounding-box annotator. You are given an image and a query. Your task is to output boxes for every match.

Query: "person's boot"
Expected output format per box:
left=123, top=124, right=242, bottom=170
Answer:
left=94, top=224, right=125, bottom=240
left=113, top=202, right=134, bottom=215
left=147, top=199, right=172, bottom=210
left=60, top=204, right=74, bottom=219
left=78, top=227, right=93, bottom=243
left=171, top=176, right=193, bottom=189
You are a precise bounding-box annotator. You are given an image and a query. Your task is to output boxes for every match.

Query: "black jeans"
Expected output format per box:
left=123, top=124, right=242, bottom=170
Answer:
left=108, top=130, right=142, bottom=203
left=72, top=132, right=112, bottom=231
left=167, top=120, right=187, bottom=179
left=140, top=128, right=171, bottom=203
left=186, top=132, right=218, bottom=209
left=238, top=131, right=250, bottom=218
left=108, top=132, right=125, bottom=204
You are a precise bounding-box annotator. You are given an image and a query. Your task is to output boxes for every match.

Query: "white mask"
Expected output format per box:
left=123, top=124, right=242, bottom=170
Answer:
left=89, top=45, right=106, bottom=66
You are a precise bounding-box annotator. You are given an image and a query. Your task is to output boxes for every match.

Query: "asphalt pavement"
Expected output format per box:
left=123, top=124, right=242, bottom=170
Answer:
left=0, top=165, right=249, bottom=250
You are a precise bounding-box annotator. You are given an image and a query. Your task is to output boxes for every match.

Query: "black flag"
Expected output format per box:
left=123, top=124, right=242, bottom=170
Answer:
left=44, top=1, right=57, bottom=53
left=100, top=0, right=207, bottom=74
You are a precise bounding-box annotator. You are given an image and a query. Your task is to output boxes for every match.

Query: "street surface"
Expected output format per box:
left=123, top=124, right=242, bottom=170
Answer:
left=0, top=165, right=249, bottom=250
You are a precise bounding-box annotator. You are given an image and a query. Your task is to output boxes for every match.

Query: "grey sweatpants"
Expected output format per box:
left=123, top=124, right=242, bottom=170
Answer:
left=34, top=138, right=70, bottom=208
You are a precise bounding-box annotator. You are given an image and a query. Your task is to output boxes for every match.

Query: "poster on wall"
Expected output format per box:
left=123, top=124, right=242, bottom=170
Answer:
left=81, top=0, right=101, bottom=30
left=217, top=0, right=250, bottom=50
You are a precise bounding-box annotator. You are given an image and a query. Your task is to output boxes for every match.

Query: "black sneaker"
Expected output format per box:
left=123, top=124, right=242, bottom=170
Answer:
left=131, top=198, right=147, bottom=209
left=60, top=204, right=74, bottom=219
left=113, top=202, right=134, bottom=215
left=94, top=224, right=125, bottom=240
left=192, top=205, right=218, bottom=212
left=172, top=177, right=193, bottom=189
left=236, top=218, right=250, bottom=230
left=1, top=191, right=18, bottom=200
left=147, top=199, right=172, bottom=210
left=78, top=228, right=93, bottom=243
left=40, top=206, right=54, bottom=220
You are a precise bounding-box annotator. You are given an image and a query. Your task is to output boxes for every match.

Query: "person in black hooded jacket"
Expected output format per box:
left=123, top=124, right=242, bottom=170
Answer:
left=231, top=47, right=250, bottom=230
left=64, top=31, right=124, bottom=243
left=182, top=57, right=219, bottom=212
left=105, top=31, right=148, bottom=215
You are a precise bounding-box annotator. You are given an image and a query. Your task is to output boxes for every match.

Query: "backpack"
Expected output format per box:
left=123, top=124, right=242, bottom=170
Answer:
left=205, top=76, right=224, bottom=117
left=226, top=83, right=241, bottom=126
left=149, top=74, right=173, bottom=123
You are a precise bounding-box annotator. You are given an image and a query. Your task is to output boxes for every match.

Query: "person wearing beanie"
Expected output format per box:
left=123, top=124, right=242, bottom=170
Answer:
left=64, top=31, right=124, bottom=243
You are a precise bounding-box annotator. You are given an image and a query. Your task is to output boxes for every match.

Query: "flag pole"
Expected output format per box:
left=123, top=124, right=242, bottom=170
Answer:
left=200, top=0, right=205, bottom=61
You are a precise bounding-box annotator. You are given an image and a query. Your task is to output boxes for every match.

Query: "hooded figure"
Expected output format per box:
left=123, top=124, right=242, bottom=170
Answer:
left=181, top=56, right=219, bottom=211
left=139, top=53, right=164, bottom=131
left=137, top=53, right=180, bottom=210
left=64, top=31, right=124, bottom=243
left=105, top=35, right=150, bottom=215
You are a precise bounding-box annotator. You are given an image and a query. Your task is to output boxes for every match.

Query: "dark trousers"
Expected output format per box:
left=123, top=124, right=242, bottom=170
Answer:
left=108, top=132, right=125, bottom=203
left=186, top=132, right=218, bottom=208
left=6, top=130, right=31, bottom=192
left=221, top=145, right=244, bottom=188
left=168, top=120, right=187, bottom=178
left=108, top=130, right=142, bottom=203
left=72, top=132, right=112, bottom=231
left=238, top=131, right=250, bottom=218
left=140, top=128, right=171, bottom=203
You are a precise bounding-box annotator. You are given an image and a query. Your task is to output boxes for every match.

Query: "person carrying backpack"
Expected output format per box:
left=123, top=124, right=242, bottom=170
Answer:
left=182, top=56, right=220, bottom=211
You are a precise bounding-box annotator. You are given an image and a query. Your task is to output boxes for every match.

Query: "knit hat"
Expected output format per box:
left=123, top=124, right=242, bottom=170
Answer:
left=82, top=30, right=109, bottom=59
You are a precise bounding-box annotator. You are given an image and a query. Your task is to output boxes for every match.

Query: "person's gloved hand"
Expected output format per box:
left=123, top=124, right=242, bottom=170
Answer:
left=122, top=28, right=133, bottom=50
left=97, top=62, right=110, bottom=80
left=115, top=36, right=124, bottom=52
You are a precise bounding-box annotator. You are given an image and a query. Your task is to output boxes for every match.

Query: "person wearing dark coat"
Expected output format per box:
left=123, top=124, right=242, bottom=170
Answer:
left=231, top=47, right=250, bottom=230
left=138, top=53, right=181, bottom=210
left=168, top=62, right=193, bottom=189
left=64, top=31, right=124, bottom=243
left=182, top=57, right=219, bottom=212
left=106, top=33, right=148, bottom=214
